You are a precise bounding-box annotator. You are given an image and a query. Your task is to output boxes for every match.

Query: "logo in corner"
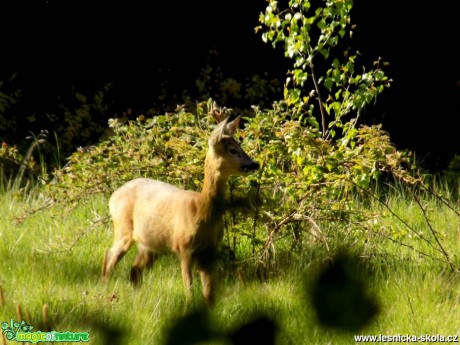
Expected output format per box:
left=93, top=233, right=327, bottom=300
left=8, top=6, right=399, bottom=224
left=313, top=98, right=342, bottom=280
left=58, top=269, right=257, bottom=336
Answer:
left=2, top=319, right=89, bottom=343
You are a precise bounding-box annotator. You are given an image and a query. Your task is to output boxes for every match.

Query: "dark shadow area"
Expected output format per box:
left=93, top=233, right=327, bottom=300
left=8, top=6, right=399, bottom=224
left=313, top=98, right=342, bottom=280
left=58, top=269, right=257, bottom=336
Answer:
left=308, top=251, right=380, bottom=332
left=89, top=320, right=127, bottom=345
left=164, top=309, right=222, bottom=345
left=163, top=308, right=278, bottom=345
left=229, top=313, right=277, bottom=345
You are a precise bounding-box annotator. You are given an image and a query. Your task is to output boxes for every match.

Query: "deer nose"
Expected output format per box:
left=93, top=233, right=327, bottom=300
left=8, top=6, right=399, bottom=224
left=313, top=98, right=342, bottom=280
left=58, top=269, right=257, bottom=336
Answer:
left=242, top=161, right=260, bottom=172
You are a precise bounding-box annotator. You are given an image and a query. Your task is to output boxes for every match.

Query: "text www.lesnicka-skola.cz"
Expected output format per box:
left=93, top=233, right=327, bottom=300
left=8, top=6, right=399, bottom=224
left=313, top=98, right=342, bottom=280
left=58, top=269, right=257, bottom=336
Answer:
left=354, top=334, right=459, bottom=343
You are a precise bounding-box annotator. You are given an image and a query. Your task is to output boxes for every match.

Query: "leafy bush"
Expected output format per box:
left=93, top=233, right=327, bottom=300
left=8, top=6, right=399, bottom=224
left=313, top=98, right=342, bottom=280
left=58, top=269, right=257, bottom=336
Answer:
left=48, top=104, right=210, bottom=205
left=43, top=100, right=418, bottom=266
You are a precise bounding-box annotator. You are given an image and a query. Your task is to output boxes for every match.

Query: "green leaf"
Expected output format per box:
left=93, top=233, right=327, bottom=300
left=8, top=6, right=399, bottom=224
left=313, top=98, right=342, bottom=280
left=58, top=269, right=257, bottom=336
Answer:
left=317, top=19, right=327, bottom=30
left=287, top=88, right=301, bottom=104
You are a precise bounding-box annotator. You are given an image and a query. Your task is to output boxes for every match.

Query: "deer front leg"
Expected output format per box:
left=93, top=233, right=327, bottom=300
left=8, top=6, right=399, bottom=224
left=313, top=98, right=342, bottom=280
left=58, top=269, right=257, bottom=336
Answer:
left=180, top=255, right=193, bottom=303
left=196, top=248, right=216, bottom=305
left=199, top=269, right=214, bottom=305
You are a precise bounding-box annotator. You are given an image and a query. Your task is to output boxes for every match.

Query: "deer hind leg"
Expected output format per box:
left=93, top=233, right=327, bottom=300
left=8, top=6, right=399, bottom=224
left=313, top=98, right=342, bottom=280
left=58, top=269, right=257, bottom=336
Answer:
left=130, top=244, right=155, bottom=286
left=102, top=219, right=134, bottom=283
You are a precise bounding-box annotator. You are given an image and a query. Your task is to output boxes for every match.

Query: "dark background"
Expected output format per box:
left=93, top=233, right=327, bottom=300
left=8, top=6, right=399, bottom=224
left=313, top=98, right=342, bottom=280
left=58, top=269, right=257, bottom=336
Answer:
left=1, top=1, right=459, bottom=170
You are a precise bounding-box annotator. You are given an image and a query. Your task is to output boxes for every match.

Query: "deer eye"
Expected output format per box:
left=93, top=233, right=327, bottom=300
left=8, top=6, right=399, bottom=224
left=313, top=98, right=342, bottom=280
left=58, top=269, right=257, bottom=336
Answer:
left=229, top=148, right=238, bottom=155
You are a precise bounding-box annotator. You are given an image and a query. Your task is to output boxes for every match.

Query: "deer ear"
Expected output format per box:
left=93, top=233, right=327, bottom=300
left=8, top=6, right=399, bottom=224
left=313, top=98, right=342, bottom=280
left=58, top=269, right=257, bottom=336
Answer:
left=209, top=116, right=230, bottom=146
left=225, top=116, right=240, bottom=136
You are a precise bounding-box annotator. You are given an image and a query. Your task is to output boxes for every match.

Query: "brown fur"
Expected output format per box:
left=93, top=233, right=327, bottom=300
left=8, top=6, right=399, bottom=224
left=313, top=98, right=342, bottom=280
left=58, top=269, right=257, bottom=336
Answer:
left=102, top=113, right=259, bottom=304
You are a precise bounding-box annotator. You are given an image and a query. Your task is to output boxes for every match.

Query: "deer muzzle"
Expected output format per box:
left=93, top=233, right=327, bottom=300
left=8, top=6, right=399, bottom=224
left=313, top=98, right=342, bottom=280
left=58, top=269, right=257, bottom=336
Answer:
left=241, top=161, right=260, bottom=173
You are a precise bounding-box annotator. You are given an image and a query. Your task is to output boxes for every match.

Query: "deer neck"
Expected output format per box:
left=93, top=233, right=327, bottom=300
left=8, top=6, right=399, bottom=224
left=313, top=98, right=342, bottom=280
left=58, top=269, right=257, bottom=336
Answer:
left=199, top=154, right=228, bottom=216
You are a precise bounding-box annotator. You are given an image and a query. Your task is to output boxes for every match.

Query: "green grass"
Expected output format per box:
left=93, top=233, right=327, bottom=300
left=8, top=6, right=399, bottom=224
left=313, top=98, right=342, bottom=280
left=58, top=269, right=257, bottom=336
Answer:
left=0, top=189, right=459, bottom=345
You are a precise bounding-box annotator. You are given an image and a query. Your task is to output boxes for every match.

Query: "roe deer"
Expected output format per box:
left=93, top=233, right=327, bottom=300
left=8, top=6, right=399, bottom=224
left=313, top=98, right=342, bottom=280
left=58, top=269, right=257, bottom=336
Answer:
left=102, top=104, right=259, bottom=304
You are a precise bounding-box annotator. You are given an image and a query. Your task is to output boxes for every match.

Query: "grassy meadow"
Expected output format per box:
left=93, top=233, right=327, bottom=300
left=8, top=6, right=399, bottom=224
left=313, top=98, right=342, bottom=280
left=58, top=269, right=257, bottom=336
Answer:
left=0, top=184, right=459, bottom=345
